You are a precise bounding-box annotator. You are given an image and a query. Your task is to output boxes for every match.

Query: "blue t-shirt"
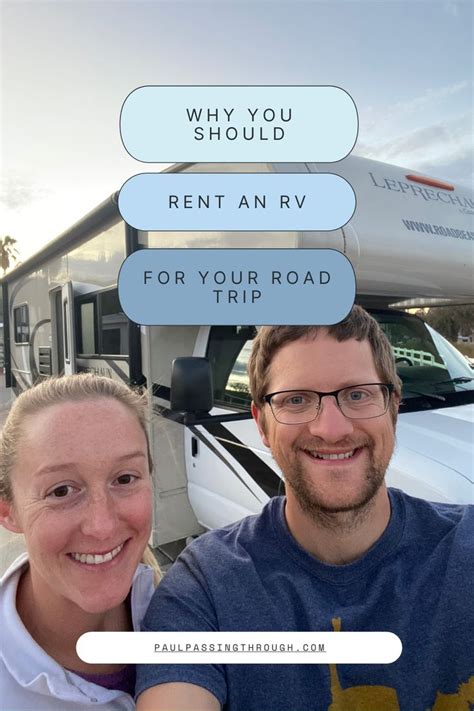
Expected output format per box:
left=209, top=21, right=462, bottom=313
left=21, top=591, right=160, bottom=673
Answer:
left=137, top=489, right=474, bottom=710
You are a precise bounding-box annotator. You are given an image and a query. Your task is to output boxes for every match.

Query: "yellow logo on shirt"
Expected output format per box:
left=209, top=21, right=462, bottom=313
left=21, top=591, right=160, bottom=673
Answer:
left=327, top=618, right=473, bottom=710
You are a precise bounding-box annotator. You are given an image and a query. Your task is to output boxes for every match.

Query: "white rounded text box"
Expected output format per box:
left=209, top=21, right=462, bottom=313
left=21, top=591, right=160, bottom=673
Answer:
left=77, top=631, right=402, bottom=665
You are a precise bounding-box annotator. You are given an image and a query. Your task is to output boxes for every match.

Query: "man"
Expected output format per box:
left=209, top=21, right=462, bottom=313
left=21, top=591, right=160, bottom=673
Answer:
left=136, top=306, right=473, bottom=711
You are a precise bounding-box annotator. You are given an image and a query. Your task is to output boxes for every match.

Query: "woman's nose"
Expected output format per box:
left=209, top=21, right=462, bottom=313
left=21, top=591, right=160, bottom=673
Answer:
left=79, top=491, right=119, bottom=540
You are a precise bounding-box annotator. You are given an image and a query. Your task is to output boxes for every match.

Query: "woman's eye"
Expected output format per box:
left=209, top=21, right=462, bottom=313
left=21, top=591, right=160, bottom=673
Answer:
left=115, top=473, right=138, bottom=486
left=47, top=484, right=76, bottom=499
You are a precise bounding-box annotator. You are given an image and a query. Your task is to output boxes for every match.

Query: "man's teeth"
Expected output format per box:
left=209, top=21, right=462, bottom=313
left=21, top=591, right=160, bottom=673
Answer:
left=70, top=543, right=124, bottom=565
left=310, top=449, right=355, bottom=460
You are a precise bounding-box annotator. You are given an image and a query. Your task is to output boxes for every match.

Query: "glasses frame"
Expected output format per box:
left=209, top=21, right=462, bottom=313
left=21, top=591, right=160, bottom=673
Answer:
left=263, top=383, right=395, bottom=424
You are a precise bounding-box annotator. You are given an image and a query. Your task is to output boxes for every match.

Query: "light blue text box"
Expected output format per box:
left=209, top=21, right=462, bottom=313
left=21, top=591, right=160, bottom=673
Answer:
left=118, top=249, right=355, bottom=326
left=120, top=86, right=358, bottom=162
left=118, top=173, right=355, bottom=232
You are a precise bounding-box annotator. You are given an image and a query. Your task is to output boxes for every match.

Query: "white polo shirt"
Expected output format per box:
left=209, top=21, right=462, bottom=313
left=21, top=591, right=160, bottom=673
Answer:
left=0, top=553, right=155, bottom=710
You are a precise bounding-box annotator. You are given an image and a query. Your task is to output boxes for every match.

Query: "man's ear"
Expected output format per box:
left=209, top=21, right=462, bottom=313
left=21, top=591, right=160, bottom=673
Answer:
left=392, top=392, right=401, bottom=418
left=0, top=499, right=23, bottom=534
left=251, top=401, right=270, bottom=449
left=393, top=393, right=400, bottom=411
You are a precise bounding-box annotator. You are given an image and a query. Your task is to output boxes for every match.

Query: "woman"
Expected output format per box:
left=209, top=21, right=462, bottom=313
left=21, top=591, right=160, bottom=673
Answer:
left=0, top=374, right=161, bottom=710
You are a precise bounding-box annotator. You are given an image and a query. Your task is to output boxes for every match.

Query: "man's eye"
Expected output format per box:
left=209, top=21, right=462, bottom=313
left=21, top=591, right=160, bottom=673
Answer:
left=347, top=390, right=368, bottom=401
left=47, top=484, right=76, bottom=499
left=283, top=394, right=309, bottom=407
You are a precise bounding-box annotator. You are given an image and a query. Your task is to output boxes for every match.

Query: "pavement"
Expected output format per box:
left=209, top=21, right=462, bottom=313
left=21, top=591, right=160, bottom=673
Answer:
left=0, top=373, right=26, bottom=575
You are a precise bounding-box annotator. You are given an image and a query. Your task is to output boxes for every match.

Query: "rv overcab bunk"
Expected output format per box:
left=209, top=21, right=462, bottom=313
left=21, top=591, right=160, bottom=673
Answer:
left=2, top=156, right=473, bottom=550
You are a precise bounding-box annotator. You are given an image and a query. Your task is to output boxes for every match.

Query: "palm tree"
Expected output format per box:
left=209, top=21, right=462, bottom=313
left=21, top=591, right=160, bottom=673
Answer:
left=0, top=236, right=19, bottom=275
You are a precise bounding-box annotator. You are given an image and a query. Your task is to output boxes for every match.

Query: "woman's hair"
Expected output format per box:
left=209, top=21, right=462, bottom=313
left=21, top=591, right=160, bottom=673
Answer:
left=0, top=373, right=161, bottom=584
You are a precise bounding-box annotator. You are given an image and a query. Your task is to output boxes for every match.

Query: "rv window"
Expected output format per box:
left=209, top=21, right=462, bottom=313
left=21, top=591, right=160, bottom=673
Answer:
left=78, top=300, right=97, bottom=354
left=207, top=326, right=256, bottom=410
left=64, top=299, right=69, bottom=360
left=14, top=304, right=29, bottom=344
left=370, top=310, right=473, bottom=398
left=100, top=290, right=128, bottom=356
left=75, top=289, right=128, bottom=358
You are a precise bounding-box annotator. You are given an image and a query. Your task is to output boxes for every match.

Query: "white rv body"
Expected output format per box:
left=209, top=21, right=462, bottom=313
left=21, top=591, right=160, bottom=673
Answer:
left=2, top=157, right=473, bottom=549
left=304, top=157, right=473, bottom=302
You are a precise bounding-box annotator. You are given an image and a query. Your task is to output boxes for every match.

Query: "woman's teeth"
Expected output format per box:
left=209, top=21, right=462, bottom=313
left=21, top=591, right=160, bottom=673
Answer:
left=70, top=543, right=124, bottom=565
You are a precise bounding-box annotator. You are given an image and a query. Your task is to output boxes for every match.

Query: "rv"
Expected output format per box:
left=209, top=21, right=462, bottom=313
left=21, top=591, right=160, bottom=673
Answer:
left=2, top=157, right=473, bottom=551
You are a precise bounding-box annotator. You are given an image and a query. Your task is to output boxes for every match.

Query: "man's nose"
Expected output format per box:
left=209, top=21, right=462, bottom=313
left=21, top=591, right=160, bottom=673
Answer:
left=306, top=395, right=355, bottom=441
left=80, top=491, right=118, bottom=540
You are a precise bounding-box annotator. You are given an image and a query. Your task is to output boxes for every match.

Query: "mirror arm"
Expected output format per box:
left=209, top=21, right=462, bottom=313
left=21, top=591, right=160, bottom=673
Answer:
left=181, top=411, right=253, bottom=426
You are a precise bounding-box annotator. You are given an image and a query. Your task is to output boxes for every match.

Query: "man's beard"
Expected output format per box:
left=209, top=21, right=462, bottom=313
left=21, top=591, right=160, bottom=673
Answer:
left=278, top=436, right=388, bottom=530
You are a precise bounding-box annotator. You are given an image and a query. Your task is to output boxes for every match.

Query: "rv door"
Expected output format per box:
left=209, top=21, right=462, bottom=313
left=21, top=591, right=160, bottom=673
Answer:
left=62, top=282, right=76, bottom=375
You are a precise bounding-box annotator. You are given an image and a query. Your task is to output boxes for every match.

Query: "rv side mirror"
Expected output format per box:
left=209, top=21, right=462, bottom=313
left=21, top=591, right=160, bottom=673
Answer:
left=170, top=357, right=214, bottom=414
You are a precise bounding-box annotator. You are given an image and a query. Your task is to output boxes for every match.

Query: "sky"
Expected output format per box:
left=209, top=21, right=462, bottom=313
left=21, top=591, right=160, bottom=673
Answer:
left=1, top=0, right=473, bottom=262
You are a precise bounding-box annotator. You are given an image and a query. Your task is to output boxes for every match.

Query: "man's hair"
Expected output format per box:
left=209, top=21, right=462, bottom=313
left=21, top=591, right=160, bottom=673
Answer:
left=248, top=305, right=402, bottom=423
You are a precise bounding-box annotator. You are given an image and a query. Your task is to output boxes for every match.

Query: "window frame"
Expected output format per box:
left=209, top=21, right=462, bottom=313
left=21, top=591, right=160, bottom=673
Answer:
left=13, top=303, right=30, bottom=345
left=75, top=287, right=129, bottom=360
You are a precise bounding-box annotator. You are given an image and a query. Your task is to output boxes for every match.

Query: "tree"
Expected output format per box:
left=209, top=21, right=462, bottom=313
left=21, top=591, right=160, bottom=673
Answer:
left=0, top=235, right=19, bottom=275
left=425, top=305, right=474, bottom=341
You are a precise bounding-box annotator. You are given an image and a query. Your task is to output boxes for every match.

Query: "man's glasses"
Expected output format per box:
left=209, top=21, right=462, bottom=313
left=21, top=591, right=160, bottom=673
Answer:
left=263, top=383, right=394, bottom=424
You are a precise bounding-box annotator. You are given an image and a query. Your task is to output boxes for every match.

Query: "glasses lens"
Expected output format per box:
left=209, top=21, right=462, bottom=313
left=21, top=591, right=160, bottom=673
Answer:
left=269, top=391, right=320, bottom=424
left=338, top=384, right=389, bottom=419
left=268, top=385, right=390, bottom=423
